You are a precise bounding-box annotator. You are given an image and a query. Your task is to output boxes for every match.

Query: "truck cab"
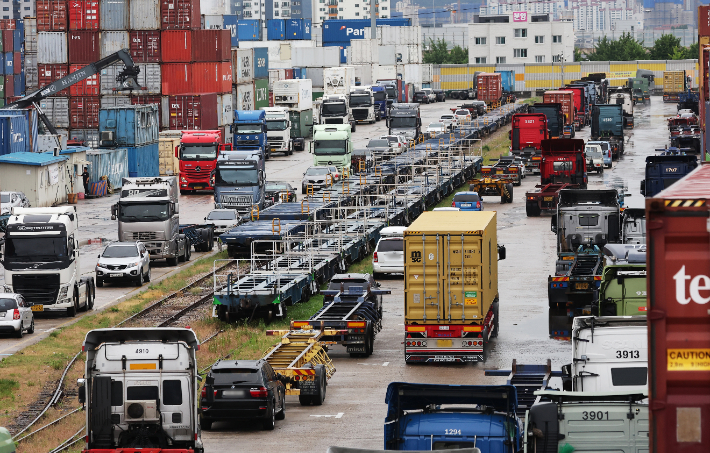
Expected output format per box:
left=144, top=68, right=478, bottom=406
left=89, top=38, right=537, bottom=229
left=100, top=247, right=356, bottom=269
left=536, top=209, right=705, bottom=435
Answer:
left=213, top=153, right=265, bottom=214
left=539, top=139, right=587, bottom=188
left=591, top=104, right=625, bottom=158
left=387, top=103, right=421, bottom=142
left=509, top=113, right=548, bottom=174
left=530, top=103, right=563, bottom=139
left=610, top=89, right=634, bottom=128
left=320, top=95, right=356, bottom=132
left=311, top=124, right=352, bottom=172
left=1, top=206, right=94, bottom=317
left=640, top=153, right=698, bottom=197
left=177, top=130, right=221, bottom=194
left=262, top=107, right=292, bottom=156
left=371, top=85, right=387, bottom=119
left=232, top=110, right=267, bottom=160
left=376, top=79, right=399, bottom=109
left=598, top=244, right=647, bottom=316
left=552, top=189, right=621, bottom=256
left=349, top=85, right=377, bottom=124
left=621, top=207, right=645, bottom=244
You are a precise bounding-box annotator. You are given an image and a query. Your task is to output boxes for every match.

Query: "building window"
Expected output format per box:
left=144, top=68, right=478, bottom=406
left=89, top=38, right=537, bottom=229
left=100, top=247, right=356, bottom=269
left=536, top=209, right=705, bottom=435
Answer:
left=514, top=28, right=527, bottom=38
left=338, top=7, right=342, bottom=10
left=496, top=56, right=506, bottom=63
left=475, top=37, right=486, bottom=45
left=475, top=57, right=486, bottom=63
left=2, top=7, right=8, bottom=10
left=514, top=48, right=527, bottom=58
left=535, top=55, right=544, bottom=62
left=552, top=54, right=563, bottom=62
left=355, top=11, right=359, bottom=15
left=553, top=35, right=562, bottom=43
left=381, top=6, right=386, bottom=10
left=274, top=10, right=278, bottom=15
left=535, top=35, right=544, bottom=43
left=496, top=36, right=505, bottom=45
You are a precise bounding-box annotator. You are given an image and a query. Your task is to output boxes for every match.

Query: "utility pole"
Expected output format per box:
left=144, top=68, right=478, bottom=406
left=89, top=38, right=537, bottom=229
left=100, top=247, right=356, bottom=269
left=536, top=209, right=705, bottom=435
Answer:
left=370, top=0, right=376, bottom=38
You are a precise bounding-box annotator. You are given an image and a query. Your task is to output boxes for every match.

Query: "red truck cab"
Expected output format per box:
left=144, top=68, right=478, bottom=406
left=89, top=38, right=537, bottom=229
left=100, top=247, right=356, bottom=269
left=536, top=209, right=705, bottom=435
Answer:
left=510, top=113, right=548, bottom=174
left=540, top=139, right=587, bottom=187
left=176, top=130, right=222, bottom=194
left=560, top=87, right=585, bottom=131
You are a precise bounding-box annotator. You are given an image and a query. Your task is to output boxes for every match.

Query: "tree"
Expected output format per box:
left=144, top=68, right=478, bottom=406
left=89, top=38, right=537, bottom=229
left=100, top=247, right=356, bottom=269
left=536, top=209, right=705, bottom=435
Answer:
left=573, top=48, right=583, bottom=62
left=448, top=45, right=468, bottom=64
left=684, top=42, right=699, bottom=60
left=585, top=33, right=646, bottom=61
left=649, top=34, right=682, bottom=60
left=423, top=38, right=469, bottom=64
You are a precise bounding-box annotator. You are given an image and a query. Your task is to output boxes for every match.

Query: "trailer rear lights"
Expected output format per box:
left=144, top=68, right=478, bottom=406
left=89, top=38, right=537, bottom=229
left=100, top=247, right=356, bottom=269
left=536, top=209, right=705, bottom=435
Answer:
left=348, top=321, right=366, bottom=328
left=463, top=326, right=482, bottom=332
left=406, top=340, right=427, bottom=347
left=292, top=321, right=310, bottom=329
left=406, top=326, right=426, bottom=332
left=462, top=340, right=482, bottom=347
left=250, top=387, right=269, bottom=398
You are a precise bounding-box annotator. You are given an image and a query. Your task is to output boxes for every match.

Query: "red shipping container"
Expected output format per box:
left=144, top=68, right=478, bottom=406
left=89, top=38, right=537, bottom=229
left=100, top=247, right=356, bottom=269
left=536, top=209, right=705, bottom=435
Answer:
left=700, top=5, right=710, bottom=37
left=647, top=164, right=710, bottom=453
left=13, top=52, right=20, bottom=75
left=2, top=31, right=12, bottom=53
left=0, top=19, right=16, bottom=30
left=132, top=95, right=162, bottom=125
left=5, top=76, right=14, bottom=99
left=161, top=63, right=192, bottom=95
left=5, top=96, right=21, bottom=104
left=68, top=0, right=99, bottom=30
left=69, top=64, right=99, bottom=96
left=130, top=31, right=161, bottom=63
left=68, top=31, right=99, bottom=64
left=160, top=30, right=192, bottom=62
left=70, top=96, right=100, bottom=129
left=37, top=0, right=68, bottom=31
left=477, top=73, right=502, bottom=103
left=38, top=64, right=70, bottom=96
left=191, top=62, right=220, bottom=94
left=160, top=0, right=200, bottom=30
left=168, top=94, right=218, bottom=130
left=192, top=29, right=230, bottom=62
left=219, top=62, right=232, bottom=94
left=284, top=69, right=294, bottom=80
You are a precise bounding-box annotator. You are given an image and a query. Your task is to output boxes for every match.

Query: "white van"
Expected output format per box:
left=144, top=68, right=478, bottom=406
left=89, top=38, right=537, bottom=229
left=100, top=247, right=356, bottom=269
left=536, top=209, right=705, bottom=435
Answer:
left=372, top=227, right=406, bottom=278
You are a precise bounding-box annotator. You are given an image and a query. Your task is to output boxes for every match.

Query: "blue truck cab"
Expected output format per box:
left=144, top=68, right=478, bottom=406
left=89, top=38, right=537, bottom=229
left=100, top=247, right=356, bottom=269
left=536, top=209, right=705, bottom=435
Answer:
left=212, top=152, right=266, bottom=214
left=232, top=110, right=268, bottom=161
left=372, top=85, right=387, bottom=119
left=640, top=149, right=698, bottom=197
left=382, top=383, right=521, bottom=451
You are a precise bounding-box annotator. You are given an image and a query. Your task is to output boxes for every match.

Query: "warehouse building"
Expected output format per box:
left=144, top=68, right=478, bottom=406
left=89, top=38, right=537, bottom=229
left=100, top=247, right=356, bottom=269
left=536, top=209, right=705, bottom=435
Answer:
left=0, top=152, right=73, bottom=207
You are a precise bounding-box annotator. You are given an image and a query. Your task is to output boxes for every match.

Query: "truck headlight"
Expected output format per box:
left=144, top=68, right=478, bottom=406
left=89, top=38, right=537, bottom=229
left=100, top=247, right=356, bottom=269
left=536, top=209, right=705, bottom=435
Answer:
left=58, top=285, right=70, bottom=299
left=181, top=177, right=188, bottom=183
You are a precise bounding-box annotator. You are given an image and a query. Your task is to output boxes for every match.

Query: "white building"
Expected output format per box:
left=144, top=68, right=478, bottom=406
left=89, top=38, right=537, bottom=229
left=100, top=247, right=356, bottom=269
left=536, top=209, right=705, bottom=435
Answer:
left=312, top=0, right=390, bottom=24
left=481, top=0, right=567, bottom=20
left=468, top=13, right=574, bottom=64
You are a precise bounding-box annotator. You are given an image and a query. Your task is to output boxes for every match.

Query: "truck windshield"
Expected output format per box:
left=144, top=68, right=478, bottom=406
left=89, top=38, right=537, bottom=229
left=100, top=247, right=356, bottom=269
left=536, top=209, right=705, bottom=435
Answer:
left=373, top=91, right=386, bottom=101
left=0, top=194, right=8, bottom=203
left=234, top=124, right=263, bottom=133
left=322, top=103, right=347, bottom=115
left=5, top=236, right=68, bottom=262
left=118, top=202, right=170, bottom=222
left=265, top=120, right=288, bottom=131
left=384, top=87, right=397, bottom=98
left=215, top=166, right=259, bottom=186
left=390, top=117, right=417, bottom=128
left=181, top=145, right=217, bottom=161
left=349, top=94, right=371, bottom=107
left=314, top=140, right=347, bottom=156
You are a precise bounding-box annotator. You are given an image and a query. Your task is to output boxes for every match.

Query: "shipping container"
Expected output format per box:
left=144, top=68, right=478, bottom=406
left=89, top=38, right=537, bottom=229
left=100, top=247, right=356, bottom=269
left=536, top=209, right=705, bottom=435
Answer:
left=543, top=91, right=575, bottom=127
left=192, top=29, right=230, bottom=62
left=1, top=31, right=10, bottom=55
left=100, top=31, right=128, bottom=59
left=38, top=64, right=69, bottom=96
left=700, top=5, right=710, bottom=37
left=161, top=63, right=191, bottom=95
left=160, top=0, right=201, bottom=30
left=321, top=18, right=410, bottom=43
left=307, top=67, right=324, bottom=88
left=267, top=19, right=285, bottom=40
left=5, top=73, right=13, bottom=99
left=69, top=63, right=99, bottom=95
left=163, top=93, right=218, bottom=130
left=125, top=143, right=159, bottom=177
left=158, top=130, right=180, bottom=176
left=13, top=73, right=24, bottom=97
left=200, top=0, right=226, bottom=15
left=222, top=14, right=239, bottom=46
left=86, top=147, right=129, bottom=188
left=69, top=129, right=100, bottom=147
left=38, top=96, right=69, bottom=128
left=100, top=95, right=131, bottom=108
left=477, top=72, right=502, bottom=103
left=99, top=104, right=159, bottom=146
left=12, top=52, right=20, bottom=75
left=253, top=47, right=268, bottom=80
left=202, top=15, right=222, bottom=29
left=129, top=30, right=160, bottom=63
left=25, top=54, right=37, bottom=90
left=161, top=30, right=192, bottom=62
left=70, top=96, right=100, bottom=128
left=0, top=20, right=16, bottom=30
left=237, top=19, right=261, bottom=41
left=37, top=0, right=68, bottom=31
left=284, top=68, right=294, bottom=80
left=292, top=46, right=340, bottom=68
left=37, top=32, right=68, bottom=64
left=234, top=82, right=254, bottom=110
left=67, top=31, right=99, bottom=64
left=288, top=108, right=312, bottom=139
left=131, top=94, right=161, bottom=126
left=24, top=18, right=37, bottom=53
left=0, top=114, right=29, bottom=154
left=268, top=68, right=285, bottom=89
left=285, top=18, right=310, bottom=40
left=217, top=93, right=232, bottom=127
left=323, top=41, right=348, bottom=64
left=135, top=63, right=161, bottom=94
left=12, top=29, right=22, bottom=52
left=254, top=78, right=268, bottom=109
left=4, top=52, right=12, bottom=76
left=662, top=70, right=687, bottom=94
left=192, top=61, right=222, bottom=94
left=100, top=0, right=129, bottom=30
left=647, top=164, right=710, bottom=453
left=495, top=70, right=515, bottom=93
left=233, top=48, right=253, bottom=84
left=272, top=78, right=312, bottom=110
left=130, top=0, right=161, bottom=30
left=0, top=75, right=6, bottom=98
left=69, top=0, right=99, bottom=30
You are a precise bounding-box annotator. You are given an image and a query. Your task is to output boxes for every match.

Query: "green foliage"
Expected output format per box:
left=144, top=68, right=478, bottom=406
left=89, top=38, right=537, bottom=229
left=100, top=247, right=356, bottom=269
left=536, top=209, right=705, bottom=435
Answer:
left=684, top=42, right=699, bottom=60
left=585, top=33, right=646, bottom=61
left=573, top=48, right=583, bottom=62
left=423, top=38, right=468, bottom=65
left=649, top=34, right=682, bottom=60
left=449, top=45, right=469, bottom=64
left=0, top=379, right=19, bottom=399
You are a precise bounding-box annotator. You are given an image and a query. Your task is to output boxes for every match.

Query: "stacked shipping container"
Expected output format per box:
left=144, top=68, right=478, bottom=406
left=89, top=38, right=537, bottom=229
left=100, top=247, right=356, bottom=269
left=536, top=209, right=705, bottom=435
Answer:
left=0, top=19, right=27, bottom=108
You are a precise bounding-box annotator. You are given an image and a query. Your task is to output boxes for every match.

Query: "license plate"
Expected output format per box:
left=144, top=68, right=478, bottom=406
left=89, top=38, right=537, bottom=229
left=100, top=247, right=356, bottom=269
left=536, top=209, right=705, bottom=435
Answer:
left=460, top=203, right=472, bottom=207
left=544, top=197, right=553, bottom=201
left=496, top=171, right=504, bottom=174
left=193, top=186, right=203, bottom=190
left=110, top=273, right=123, bottom=278
left=437, top=339, right=453, bottom=347
left=31, top=305, right=43, bottom=312
left=575, top=283, right=589, bottom=290
left=221, top=390, right=247, bottom=398
left=348, top=335, right=366, bottom=342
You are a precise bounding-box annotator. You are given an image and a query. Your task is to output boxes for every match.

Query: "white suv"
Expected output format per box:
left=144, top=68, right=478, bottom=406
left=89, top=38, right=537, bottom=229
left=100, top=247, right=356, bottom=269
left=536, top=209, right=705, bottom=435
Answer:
left=372, top=226, right=406, bottom=278
left=421, top=88, right=437, bottom=103
left=0, top=293, right=34, bottom=338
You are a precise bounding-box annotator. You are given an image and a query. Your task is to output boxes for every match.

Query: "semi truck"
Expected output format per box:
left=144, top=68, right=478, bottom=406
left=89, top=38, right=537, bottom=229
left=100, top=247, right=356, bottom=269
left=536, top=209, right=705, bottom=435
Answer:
left=529, top=102, right=563, bottom=139
left=509, top=112, right=549, bottom=174
left=272, top=78, right=313, bottom=150
left=543, top=90, right=575, bottom=138
left=377, top=79, right=400, bottom=107
left=591, top=104, right=625, bottom=158
left=112, top=177, right=191, bottom=266
left=77, top=328, right=204, bottom=452
left=609, top=89, right=634, bottom=128
left=622, top=207, right=645, bottom=245
left=320, top=95, right=356, bottom=132
left=562, top=86, right=587, bottom=130
left=445, top=71, right=480, bottom=100
left=597, top=244, right=647, bottom=317
left=1, top=206, right=95, bottom=317
left=349, top=85, right=378, bottom=123
left=662, top=70, right=687, bottom=102
left=371, top=85, right=387, bottom=119
left=262, top=106, right=292, bottom=156
left=232, top=110, right=267, bottom=160
left=311, top=124, right=353, bottom=172
left=212, top=153, right=265, bottom=214
left=403, top=211, right=506, bottom=363
left=477, top=72, right=503, bottom=106
left=177, top=130, right=222, bottom=194
left=640, top=152, right=698, bottom=197
left=387, top=103, right=421, bottom=142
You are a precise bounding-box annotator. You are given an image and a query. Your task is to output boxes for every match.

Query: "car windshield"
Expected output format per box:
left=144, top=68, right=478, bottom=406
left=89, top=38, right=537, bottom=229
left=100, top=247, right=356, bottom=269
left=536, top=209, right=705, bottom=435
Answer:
left=390, top=117, right=417, bottom=128
left=233, top=124, right=263, bottom=133
left=102, top=245, right=139, bottom=258
left=377, top=239, right=403, bottom=252
left=314, top=140, right=346, bottom=156
left=453, top=194, right=480, bottom=203
left=373, top=91, right=386, bottom=101
left=180, top=145, right=217, bottom=161
left=265, top=120, right=288, bottom=131
left=306, top=167, right=330, bottom=176
left=456, top=110, right=469, bottom=115
left=349, top=94, right=371, bottom=106
left=5, top=236, right=68, bottom=262
left=215, top=166, right=259, bottom=186
left=0, top=298, right=18, bottom=311
left=207, top=211, right=237, bottom=220
left=0, top=194, right=9, bottom=203
left=368, top=140, right=389, bottom=148
left=322, top=103, right=347, bottom=115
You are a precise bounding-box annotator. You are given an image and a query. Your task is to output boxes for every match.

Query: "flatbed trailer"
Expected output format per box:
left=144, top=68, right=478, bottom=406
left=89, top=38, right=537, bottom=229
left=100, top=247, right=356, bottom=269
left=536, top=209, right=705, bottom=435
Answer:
left=481, top=163, right=521, bottom=186
left=218, top=219, right=307, bottom=257
left=469, top=176, right=515, bottom=204
left=525, top=183, right=577, bottom=217
left=669, top=127, right=701, bottom=154
left=179, top=223, right=216, bottom=252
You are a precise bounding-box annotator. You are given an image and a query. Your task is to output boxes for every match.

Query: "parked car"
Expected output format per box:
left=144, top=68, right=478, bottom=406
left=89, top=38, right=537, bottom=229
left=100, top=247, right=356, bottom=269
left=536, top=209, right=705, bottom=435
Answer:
left=433, top=89, right=446, bottom=102
left=95, top=242, right=151, bottom=287
left=366, top=138, right=394, bottom=156
left=352, top=148, right=374, bottom=173
left=302, top=166, right=334, bottom=193
left=425, top=122, right=447, bottom=137
left=0, top=191, right=30, bottom=215
left=587, top=141, right=613, bottom=168
left=0, top=293, right=34, bottom=338
left=439, top=114, right=458, bottom=130
left=454, top=109, right=472, bottom=122
left=205, top=209, right=242, bottom=234
left=328, top=166, right=341, bottom=182
left=372, top=226, right=406, bottom=278
left=413, top=91, right=429, bottom=104
left=380, top=135, right=408, bottom=150
left=421, top=88, right=437, bottom=103
left=452, top=191, right=483, bottom=211
left=584, top=145, right=604, bottom=174
left=199, top=359, right=286, bottom=431
left=265, top=182, right=297, bottom=204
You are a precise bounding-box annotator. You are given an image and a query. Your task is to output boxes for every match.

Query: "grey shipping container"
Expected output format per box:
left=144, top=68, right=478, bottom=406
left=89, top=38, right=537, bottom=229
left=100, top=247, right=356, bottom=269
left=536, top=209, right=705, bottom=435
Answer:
left=38, top=97, right=69, bottom=129
left=100, top=31, right=129, bottom=59
left=70, top=129, right=100, bottom=148
left=24, top=18, right=37, bottom=54
left=87, top=148, right=129, bottom=189
left=37, top=32, right=68, bottom=64
left=100, top=0, right=130, bottom=30
left=307, top=67, right=324, bottom=88
left=100, top=96, right=132, bottom=108
left=100, top=64, right=160, bottom=95
left=24, top=53, right=38, bottom=90
left=130, top=0, right=161, bottom=30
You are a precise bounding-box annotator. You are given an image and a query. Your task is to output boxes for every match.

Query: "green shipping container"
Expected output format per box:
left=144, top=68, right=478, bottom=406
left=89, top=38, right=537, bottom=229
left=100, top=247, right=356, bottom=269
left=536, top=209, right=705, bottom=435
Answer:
left=254, top=78, right=269, bottom=109
left=313, top=91, right=324, bottom=101
left=0, top=75, right=5, bottom=99
left=289, top=109, right=313, bottom=139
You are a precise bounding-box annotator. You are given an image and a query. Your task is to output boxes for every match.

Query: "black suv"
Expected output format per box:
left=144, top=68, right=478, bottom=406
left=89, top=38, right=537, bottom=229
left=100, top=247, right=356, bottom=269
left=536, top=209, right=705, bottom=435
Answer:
left=200, top=359, right=286, bottom=430
left=413, top=91, right=429, bottom=104
left=433, top=89, right=446, bottom=102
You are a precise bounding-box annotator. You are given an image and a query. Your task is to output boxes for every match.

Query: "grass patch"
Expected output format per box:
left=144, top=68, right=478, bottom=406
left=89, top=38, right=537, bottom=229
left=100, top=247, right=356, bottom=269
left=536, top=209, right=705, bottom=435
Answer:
left=522, top=96, right=541, bottom=105
left=0, top=379, right=19, bottom=399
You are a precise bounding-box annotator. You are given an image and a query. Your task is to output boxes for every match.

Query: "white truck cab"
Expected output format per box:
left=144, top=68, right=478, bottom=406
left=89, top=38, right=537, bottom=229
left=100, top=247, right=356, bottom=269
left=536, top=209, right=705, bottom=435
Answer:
left=262, top=107, right=292, bottom=156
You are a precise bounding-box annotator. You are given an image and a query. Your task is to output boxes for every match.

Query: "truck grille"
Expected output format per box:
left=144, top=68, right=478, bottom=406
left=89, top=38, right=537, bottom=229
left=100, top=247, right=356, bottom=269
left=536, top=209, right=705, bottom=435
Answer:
left=236, top=139, right=260, bottom=146
left=221, top=195, right=252, bottom=206
left=352, top=110, right=368, bottom=120
left=324, top=118, right=345, bottom=124
left=183, top=169, right=209, bottom=180
left=127, top=232, right=159, bottom=241
left=12, top=274, right=61, bottom=305
left=267, top=138, right=284, bottom=146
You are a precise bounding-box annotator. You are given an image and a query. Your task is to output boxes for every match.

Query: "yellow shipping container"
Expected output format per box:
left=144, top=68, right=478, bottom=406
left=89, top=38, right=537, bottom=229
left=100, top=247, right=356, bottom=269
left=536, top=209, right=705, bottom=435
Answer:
left=663, top=70, right=686, bottom=93
left=159, top=132, right=181, bottom=177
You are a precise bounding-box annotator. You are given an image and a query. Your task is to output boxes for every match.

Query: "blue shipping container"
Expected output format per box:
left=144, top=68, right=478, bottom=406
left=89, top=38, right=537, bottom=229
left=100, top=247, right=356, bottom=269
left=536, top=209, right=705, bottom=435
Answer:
left=125, top=143, right=159, bottom=177
left=12, top=29, right=22, bottom=53
left=4, top=52, right=11, bottom=76
left=238, top=20, right=261, bottom=41
left=0, top=109, right=38, bottom=153
left=322, top=19, right=410, bottom=43
left=0, top=115, right=29, bottom=155
left=99, top=105, right=159, bottom=147
left=286, top=18, right=310, bottom=40
left=14, top=73, right=24, bottom=97
left=323, top=42, right=349, bottom=64
left=253, top=47, right=269, bottom=79
left=495, top=70, right=515, bottom=93
left=267, top=19, right=285, bottom=40
left=87, top=148, right=129, bottom=189
left=223, top=15, right=239, bottom=47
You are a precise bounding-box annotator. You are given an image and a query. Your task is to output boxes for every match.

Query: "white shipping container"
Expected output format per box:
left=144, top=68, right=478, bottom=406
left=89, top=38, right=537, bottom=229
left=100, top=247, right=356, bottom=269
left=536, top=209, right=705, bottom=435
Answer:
left=292, top=47, right=340, bottom=68
left=235, top=83, right=255, bottom=111
left=100, top=31, right=129, bottom=59
left=404, top=64, right=422, bottom=91
left=24, top=18, right=37, bottom=53
left=351, top=65, right=371, bottom=87
left=200, top=0, right=228, bottom=16
left=130, top=0, right=160, bottom=30
left=233, top=48, right=254, bottom=85
left=422, top=64, right=433, bottom=84
left=216, top=93, right=233, bottom=126
left=348, top=39, right=378, bottom=65
left=268, top=68, right=286, bottom=89
left=25, top=53, right=38, bottom=89
left=374, top=65, right=396, bottom=81
left=202, top=14, right=224, bottom=29
left=100, top=96, right=131, bottom=108
left=307, top=67, right=324, bottom=88
left=381, top=25, right=422, bottom=46
left=323, top=66, right=355, bottom=97
left=37, top=32, right=68, bottom=64
left=272, top=79, right=312, bottom=111
left=38, top=97, right=69, bottom=129
left=394, top=44, right=422, bottom=64
left=379, top=45, right=396, bottom=65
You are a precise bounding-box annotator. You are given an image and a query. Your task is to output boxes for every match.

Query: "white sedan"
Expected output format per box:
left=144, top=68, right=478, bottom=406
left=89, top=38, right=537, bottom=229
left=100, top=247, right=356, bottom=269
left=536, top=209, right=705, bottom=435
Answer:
left=426, top=122, right=447, bottom=137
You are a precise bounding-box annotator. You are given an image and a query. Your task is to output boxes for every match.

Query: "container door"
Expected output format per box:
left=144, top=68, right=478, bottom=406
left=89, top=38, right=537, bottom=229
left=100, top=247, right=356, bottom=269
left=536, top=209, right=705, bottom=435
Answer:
left=443, top=234, right=483, bottom=322
left=404, top=233, right=443, bottom=323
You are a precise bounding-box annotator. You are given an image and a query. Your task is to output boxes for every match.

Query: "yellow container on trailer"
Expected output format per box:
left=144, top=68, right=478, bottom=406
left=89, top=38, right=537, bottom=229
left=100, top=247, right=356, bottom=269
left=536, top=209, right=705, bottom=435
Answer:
left=662, top=70, right=686, bottom=93
left=159, top=132, right=181, bottom=176
left=404, top=211, right=499, bottom=325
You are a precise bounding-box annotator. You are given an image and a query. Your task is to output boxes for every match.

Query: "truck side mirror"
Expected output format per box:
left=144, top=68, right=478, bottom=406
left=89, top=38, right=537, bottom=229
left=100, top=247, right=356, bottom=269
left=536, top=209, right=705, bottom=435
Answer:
left=77, top=378, right=86, bottom=404
left=111, top=204, right=117, bottom=221
left=173, top=203, right=179, bottom=214
left=174, top=145, right=179, bottom=158
left=497, top=245, right=506, bottom=261
left=551, top=215, right=557, bottom=232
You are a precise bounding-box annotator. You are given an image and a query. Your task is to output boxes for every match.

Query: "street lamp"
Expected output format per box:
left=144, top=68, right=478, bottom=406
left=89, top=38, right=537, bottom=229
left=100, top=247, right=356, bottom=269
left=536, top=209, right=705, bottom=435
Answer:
left=558, top=53, right=565, bottom=87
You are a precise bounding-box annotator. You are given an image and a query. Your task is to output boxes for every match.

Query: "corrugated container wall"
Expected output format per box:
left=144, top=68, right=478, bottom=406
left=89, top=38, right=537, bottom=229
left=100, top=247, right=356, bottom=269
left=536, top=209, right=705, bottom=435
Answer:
left=100, top=95, right=131, bottom=108
left=222, top=15, right=239, bottom=46
left=292, top=46, right=339, bottom=68
left=161, top=63, right=191, bottom=95
left=100, top=31, right=129, bottom=59
left=131, top=95, right=161, bottom=126
left=25, top=54, right=38, bottom=89
left=233, top=48, right=253, bottom=84
left=161, top=30, right=192, bottom=62
left=130, top=31, right=160, bottom=63
left=130, top=0, right=161, bottom=30
left=135, top=63, right=161, bottom=94
left=24, top=18, right=37, bottom=53
left=193, top=29, right=230, bottom=62
left=217, top=93, right=233, bottom=126
left=160, top=0, right=201, bottom=30
left=37, top=32, right=68, bottom=64
left=69, top=0, right=100, bottom=30
left=69, top=63, right=99, bottom=95
left=38, top=97, right=69, bottom=128
left=0, top=115, right=30, bottom=154
left=192, top=62, right=222, bottom=94
left=98, top=104, right=159, bottom=147
left=68, top=31, right=100, bottom=64
left=165, top=93, right=218, bottom=130
left=37, top=0, right=68, bottom=31
left=158, top=132, right=180, bottom=176
left=254, top=78, right=268, bottom=109
left=69, top=129, right=100, bottom=147
left=200, top=0, right=226, bottom=15
left=253, top=47, right=269, bottom=79
left=237, top=20, right=261, bottom=41
left=285, top=19, right=311, bottom=40
left=87, top=148, right=129, bottom=189
left=235, top=82, right=254, bottom=110
left=125, top=143, right=159, bottom=177
left=70, top=96, right=100, bottom=128
left=267, top=19, right=285, bottom=41
left=100, top=0, right=129, bottom=30
left=202, top=15, right=222, bottom=29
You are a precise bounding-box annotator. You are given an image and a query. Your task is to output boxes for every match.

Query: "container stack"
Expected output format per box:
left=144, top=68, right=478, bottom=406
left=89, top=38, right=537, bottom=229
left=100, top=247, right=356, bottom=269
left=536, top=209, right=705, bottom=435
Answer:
left=266, top=19, right=311, bottom=41
left=1, top=19, right=27, bottom=107
left=24, top=18, right=37, bottom=95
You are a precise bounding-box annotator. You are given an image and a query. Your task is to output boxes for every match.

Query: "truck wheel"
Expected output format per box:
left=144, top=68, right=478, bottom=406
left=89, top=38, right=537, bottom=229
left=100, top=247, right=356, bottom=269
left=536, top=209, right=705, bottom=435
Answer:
left=67, top=295, right=78, bottom=317
left=185, top=244, right=191, bottom=261
left=298, top=394, right=313, bottom=406
left=200, top=418, right=212, bottom=430
left=167, top=256, right=179, bottom=266
left=313, top=365, right=326, bottom=406
left=365, top=327, right=375, bottom=357
left=506, top=184, right=514, bottom=203
left=526, top=202, right=541, bottom=217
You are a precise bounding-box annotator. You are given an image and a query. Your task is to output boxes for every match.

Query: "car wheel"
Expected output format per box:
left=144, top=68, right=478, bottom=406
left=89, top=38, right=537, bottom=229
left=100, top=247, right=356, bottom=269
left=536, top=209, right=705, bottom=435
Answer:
left=263, top=402, right=276, bottom=430
left=27, top=319, right=34, bottom=334
left=135, top=269, right=144, bottom=287
left=145, top=266, right=151, bottom=282
left=88, top=282, right=95, bottom=309
left=275, top=392, right=286, bottom=420
left=15, top=322, right=23, bottom=338
left=96, top=277, right=103, bottom=288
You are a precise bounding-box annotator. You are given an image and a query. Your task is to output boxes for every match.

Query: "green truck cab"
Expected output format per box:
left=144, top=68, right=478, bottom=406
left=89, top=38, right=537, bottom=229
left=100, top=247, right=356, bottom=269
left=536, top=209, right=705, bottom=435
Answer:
left=311, top=124, right=353, bottom=172
left=597, top=244, right=646, bottom=316
left=627, top=77, right=650, bottom=103
left=0, top=427, right=14, bottom=453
